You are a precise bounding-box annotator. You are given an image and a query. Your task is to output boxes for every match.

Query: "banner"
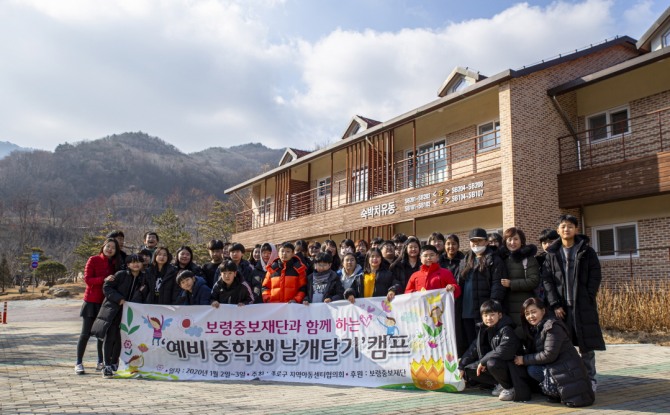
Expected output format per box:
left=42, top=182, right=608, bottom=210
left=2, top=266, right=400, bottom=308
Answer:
left=117, top=289, right=465, bottom=392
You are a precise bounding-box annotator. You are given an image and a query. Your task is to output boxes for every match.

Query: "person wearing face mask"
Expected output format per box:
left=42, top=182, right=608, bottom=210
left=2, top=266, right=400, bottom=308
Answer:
left=456, top=228, right=508, bottom=356
left=498, top=227, right=540, bottom=338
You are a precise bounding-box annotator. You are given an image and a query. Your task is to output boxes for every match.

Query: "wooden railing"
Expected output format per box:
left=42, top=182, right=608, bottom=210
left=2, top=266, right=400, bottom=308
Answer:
left=235, top=132, right=501, bottom=232
left=558, top=106, right=669, bottom=174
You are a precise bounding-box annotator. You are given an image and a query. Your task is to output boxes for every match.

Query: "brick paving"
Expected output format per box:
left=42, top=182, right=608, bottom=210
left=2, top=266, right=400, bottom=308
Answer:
left=1, top=300, right=669, bottom=414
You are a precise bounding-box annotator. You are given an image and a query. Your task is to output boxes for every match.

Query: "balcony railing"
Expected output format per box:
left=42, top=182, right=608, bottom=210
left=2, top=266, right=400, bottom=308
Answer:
left=558, top=106, right=670, bottom=174
left=235, top=132, right=501, bottom=232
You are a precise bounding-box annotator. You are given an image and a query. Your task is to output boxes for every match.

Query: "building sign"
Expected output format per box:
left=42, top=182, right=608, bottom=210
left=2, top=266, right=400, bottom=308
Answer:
left=117, top=290, right=464, bottom=392
left=403, top=180, right=485, bottom=212
left=360, top=202, right=397, bottom=219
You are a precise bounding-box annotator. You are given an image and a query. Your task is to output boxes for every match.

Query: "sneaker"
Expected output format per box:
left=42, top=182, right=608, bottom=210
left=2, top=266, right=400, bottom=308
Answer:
left=491, top=384, right=503, bottom=396
left=74, top=363, right=85, bottom=375
left=95, top=362, right=104, bottom=371
left=499, top=388, right=515, bottom=401
left=591, top=380, right=597, bottom=393
left=111, top=363, right=118, bottom=372
left=102, top=366, right=114, bottom=379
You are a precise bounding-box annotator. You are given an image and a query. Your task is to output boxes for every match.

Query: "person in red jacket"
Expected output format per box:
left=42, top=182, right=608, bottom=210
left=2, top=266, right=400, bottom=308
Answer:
left=405, top=244, right=461, bottom=298
left=75, top=238, right=122, bottom=375
left=262, top=242, right=307, bottom=303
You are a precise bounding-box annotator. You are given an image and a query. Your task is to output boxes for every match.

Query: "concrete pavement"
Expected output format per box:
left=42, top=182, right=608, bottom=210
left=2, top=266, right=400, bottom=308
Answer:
left=1, top=299, right=669, bottom=414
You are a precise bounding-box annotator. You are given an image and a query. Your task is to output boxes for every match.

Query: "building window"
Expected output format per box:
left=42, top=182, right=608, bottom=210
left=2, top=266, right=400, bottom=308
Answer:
left=663, top=28, right=670, bottom=47
left=450, top=78, right=469, bottom=94
left=477, top=120, right=500, bottom=152
left=317, top=177, right=331, bottom=199
left=407, top=139, right=447, bottom=188
left=351, top=168, right=369, bottom=203
left=258, top=197, right=272, bottom=215
left=587, top=106, right=630, bottom=142
left=593, top=223, right=638, bottom=258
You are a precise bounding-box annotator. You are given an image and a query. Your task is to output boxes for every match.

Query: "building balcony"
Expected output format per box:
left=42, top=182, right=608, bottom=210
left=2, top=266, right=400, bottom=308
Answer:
left=234, top=132, right=502, bottom=236
left=557, top=106, right=670, bottom=208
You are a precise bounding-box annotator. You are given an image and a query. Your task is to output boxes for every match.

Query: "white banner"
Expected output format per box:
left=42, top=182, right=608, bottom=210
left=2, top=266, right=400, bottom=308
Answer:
left=117, top=289, right=465, bottom=392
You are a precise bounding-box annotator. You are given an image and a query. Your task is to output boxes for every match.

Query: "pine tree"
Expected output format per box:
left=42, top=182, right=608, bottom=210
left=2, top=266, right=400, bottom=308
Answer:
left=152, top=207, right=190, bottom=254
left=72, top=213, right=121, bottom=272
left=0, top=255, right=11, bottom=292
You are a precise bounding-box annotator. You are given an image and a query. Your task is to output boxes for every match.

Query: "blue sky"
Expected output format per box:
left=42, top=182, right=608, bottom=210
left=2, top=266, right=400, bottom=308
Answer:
left=0, top=0, right=666, bottom=153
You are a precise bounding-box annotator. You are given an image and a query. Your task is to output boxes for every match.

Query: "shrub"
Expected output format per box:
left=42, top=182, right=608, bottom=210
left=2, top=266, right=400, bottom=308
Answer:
left=598, top=279, right=670, bottom=332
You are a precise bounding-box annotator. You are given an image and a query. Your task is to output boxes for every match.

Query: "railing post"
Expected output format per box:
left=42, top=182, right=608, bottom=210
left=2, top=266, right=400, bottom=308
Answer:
left=659, top=112, right=664, bottom=152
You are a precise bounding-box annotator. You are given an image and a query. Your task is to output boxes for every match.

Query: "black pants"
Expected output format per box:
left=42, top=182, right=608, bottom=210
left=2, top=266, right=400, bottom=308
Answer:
left=464, top=358, right=513, bottom=389
left=76, top=316, right=103, bottom=364
left=103, top=317, right=122, bottom=366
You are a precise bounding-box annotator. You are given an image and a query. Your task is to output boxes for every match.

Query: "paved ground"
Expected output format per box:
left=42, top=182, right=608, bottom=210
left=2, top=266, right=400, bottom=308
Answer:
left=1, top=299, right=669, bottom=414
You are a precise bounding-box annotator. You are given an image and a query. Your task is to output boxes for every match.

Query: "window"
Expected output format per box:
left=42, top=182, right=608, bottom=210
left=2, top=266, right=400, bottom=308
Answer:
left=258, top=197, right=271, bottom=215
left=663, top=28, right=670, bottom=48
left=317, top=177, right=331, bottom=199
left=587, top=107, right=630, bottom=142
left=450, top=78, right=469, bottom=94
left=593, top=223, right=638, bottom=257
left=351, top=168, right=369, bottom=203
left=405, top=139, right=447, bottom=188
left=478, top=120, right=500, bottom=152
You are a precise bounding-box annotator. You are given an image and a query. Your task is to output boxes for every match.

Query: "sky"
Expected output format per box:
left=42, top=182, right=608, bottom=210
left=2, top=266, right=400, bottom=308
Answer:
left=0, top=0, right=666, bottom=154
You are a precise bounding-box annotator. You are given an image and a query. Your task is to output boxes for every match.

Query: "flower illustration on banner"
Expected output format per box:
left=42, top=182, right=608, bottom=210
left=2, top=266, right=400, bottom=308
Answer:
left=138, top=343, right=149, bottom=353
left=444, top=352, right=458, bottom=374
left=381, top=299, right=393, bottom=313
left=427, top=340, right=438, bottom=349
left=410, top=357, right=445, bottom=391
left=124, top=339, right=132, bottom=350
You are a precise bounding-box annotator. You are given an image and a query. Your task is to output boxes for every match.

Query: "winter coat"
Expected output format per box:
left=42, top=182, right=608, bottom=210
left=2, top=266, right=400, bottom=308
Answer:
left=439, top=250, right=465, bottom=279
left=522, top=317, right=595, bottom=407
left=405, top=262, right=461, bottom=298
left=91, top=270, right=147, bottom=339
left=459, top=315, right=520, bottom=369
left=390, top=260, right=421, bottom=292
left=542, top=235, right=605, bottom=352
left=295, top=252, right=314, bottom=275
left=456, top=247, right=508, bottom=319
left=176, top=276, right=211, bottom=305
left=201, top=262, right=221, bottom=289
left=212, top=276, right=254, bottom=305
left=175, top=261, right=203, bottom=277
left=498, top=245, right=540, bottom=333
left=343, top=268, right=402, bottom=299
left=305, top=270, right=344, bottom=303
left=144, top=264, right=180, bottom=305
left=83, top=253, right=118, bottom=304
left=338, top=265, right=364, bottom=299
left=262, top=256, right=308, bottom=303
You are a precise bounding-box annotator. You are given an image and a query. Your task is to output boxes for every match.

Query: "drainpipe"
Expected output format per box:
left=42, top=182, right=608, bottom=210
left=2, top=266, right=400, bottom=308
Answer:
left=550, top=95, right=582, bottom=170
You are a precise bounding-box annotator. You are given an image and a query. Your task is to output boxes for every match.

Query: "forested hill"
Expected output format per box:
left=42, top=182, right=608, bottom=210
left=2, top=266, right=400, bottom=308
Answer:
left=0, top=132, right=283, bottom=206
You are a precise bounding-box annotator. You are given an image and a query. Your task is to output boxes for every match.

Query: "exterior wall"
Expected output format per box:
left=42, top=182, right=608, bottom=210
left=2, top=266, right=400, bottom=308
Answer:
left=500, top=44, right=640, bottom=245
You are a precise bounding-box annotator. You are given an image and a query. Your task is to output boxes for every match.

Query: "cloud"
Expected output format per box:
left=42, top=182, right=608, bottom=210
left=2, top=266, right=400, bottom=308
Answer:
left=0, top=0, right=659, bottom=154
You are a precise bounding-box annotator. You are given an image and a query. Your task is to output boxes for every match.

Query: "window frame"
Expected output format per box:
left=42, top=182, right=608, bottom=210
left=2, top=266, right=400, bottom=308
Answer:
left=316, top=177, right=331, bottom=199
left=586, top=106, right=631, bottom=143
left=258, top=197, right=272, bottom=215
left=662, top=28, right=670, bottom=47
left=592, top=222, right=639, bottom=259
left=477, top=120, right=501, bottom=153
left=405, top=138, right=448, bottom=188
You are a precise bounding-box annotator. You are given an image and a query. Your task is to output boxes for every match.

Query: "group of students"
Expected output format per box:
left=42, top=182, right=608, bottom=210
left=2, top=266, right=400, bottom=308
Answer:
left=75, top=214, right=604, bottom=407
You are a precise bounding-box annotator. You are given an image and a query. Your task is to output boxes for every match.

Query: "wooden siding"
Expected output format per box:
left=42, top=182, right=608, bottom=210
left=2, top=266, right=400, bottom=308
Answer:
left=232, top=168, right=502, bottom=246
left=558, top=151, right=670, bottom=208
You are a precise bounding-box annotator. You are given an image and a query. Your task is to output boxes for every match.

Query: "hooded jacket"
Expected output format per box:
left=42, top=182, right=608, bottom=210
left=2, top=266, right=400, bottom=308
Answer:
left=262, top=256, right=308, bottom=303
left=498, top=244, right=540, bottom=331
left=542, top=235, right=605, bottom=351
left=176, top=276, right=211, bottom=305
left=83, top=253, right=118, bottom=304
left=342, top=268, right=401, bottom=299
left=91, top=269, right=147, bottom=339
left=211, top=275, right=254, bottom=305
left=404, top=262, right=461, bottom=298
left=522, top=317, right=595, bottom=407
left=305, top=269, right=344, bottom=303
left=144, top=263, right=180, bottom=305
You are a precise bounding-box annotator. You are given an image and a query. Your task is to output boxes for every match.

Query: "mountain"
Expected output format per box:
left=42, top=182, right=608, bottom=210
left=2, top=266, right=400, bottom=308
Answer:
left=0, top=132, right=284, bottom=210
left=0, top=141, right=30, bottom=159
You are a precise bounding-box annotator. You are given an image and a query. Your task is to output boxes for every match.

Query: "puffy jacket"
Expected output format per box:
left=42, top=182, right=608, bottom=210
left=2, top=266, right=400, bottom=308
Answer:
left=305, top=270, right=344, bottom=303
left=405, top=263, right=461, bottom=298
left=439, top=250, right=464, bottom=279
left=144, top=264, right=180, bottom=305
left=342, top=269, right=401, bottom=299
left=83, top=254, right=117, bottom=304
left=522, top=317, right=595, bottom=407
left=390, top=260, right=421, bottom=292
left=211, top=276, right=254, bottom=305
left=216, top=259, right=263, bottom=303
left=201, top=261, right=221, bottom=288
left=262, top=256, right=308, bottom=303
left=498, top=244, right=540, bottom=331
left=91, top=270, right=147, bottom=339
left=176, top=276, right=211, bottom=305
left=457, top=248, right=508, bottom=319
left=542, top=235, right=605, bottom=352
left=459, top=314, right=520, bottom=369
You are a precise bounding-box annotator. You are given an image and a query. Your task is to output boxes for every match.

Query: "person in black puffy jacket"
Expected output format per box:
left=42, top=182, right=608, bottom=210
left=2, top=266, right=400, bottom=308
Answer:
left=175, top=271, right=210, bottom=305
left=211, top=261, right=254, bottom=307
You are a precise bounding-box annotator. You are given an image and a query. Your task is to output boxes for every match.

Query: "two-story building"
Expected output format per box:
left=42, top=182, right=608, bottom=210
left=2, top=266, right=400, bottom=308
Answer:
left=226, top=8, right=670, bottom=282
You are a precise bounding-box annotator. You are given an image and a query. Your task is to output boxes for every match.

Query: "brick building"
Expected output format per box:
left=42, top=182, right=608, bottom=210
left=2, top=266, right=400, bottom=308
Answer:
left=226, top=8, right=670, bottom=282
